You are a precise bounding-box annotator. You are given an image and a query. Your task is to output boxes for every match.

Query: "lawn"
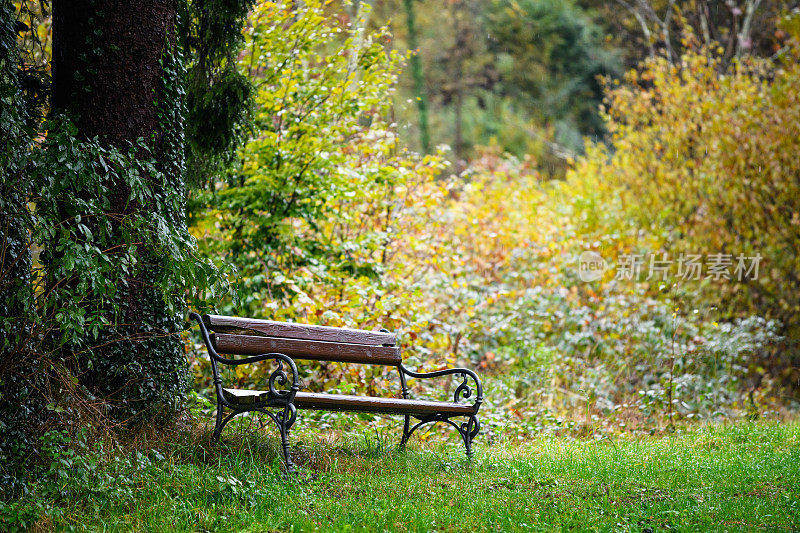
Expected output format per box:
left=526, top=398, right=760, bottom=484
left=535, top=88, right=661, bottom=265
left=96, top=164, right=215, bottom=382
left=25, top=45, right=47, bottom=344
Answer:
left=14, top=420, right=799, bottom=532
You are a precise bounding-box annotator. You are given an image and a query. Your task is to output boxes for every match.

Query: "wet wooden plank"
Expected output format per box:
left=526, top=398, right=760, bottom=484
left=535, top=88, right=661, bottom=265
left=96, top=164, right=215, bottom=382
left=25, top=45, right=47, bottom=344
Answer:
left=212, top=333, right=402, bottom=366
left=220, top=388, right=474, bottom=414
left=293, top=392, right=475, bottom=415
left=203, top=314, right=395, bottom=346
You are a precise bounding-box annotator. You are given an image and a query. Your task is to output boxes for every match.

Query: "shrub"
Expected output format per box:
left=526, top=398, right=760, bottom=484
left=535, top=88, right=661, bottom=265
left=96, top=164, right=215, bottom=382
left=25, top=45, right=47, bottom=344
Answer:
left=574, top=37, right=800, bottom=341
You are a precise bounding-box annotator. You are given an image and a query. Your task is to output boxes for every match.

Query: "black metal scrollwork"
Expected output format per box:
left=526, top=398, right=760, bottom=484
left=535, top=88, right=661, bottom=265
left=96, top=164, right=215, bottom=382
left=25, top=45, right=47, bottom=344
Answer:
left=268, top=360, right=290, bottom=398
left=400, top=413, right=480, bottom=458
left=397, top=364, right=483, bottom=458
left=399, top=365, right=483, bottom=410
left=453, top=372, right=473, bottom=403
left=460, top=415, right=480, bottom=439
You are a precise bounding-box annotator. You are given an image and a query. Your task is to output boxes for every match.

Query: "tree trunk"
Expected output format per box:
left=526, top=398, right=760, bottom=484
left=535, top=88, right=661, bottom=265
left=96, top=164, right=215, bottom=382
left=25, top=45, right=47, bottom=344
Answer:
left=53, top=1, right=174, bottom=149
left=403, top=0, right=431, bottom=154
left=451, top=1, right=465, bottom=160
left=51, top=0, right=188, bottom=420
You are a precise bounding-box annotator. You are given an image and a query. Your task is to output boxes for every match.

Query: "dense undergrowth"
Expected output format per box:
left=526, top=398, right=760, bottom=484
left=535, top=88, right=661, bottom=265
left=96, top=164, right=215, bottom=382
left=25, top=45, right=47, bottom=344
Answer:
left=188, top=1, right=799, bottom=430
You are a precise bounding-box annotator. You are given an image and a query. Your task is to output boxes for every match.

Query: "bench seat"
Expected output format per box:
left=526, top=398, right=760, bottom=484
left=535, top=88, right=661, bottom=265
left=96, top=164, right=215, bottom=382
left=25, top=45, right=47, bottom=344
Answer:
left=222, top=388, right=476, bottom=415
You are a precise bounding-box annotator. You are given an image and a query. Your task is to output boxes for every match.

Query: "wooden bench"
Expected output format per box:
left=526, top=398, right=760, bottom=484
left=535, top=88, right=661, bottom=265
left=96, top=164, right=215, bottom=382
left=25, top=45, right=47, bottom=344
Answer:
left=190, top=313, right=483, bottom=472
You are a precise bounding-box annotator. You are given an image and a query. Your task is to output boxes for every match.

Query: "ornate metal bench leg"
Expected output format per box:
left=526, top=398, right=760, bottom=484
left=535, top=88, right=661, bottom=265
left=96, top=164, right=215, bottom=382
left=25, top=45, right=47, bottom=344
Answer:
left=400, top=413, right=479, bottom=457
left=253, top=404, right=298, bottom=474
left=279, top=404, right=298, bottom=474
left=400, top=414, right=411, bottom=449
left=212, top=402, right=225, bottom=443
left=212, top=408, right=238, bottom=444
left=462, top=427, right=473, bottom=459
left=458, top=415, right=479, bottom=459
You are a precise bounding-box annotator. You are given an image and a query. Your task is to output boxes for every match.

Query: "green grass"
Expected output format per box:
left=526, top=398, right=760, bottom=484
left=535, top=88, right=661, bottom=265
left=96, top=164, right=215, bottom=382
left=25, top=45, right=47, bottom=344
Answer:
left=15, top=421, right=800, bottom=532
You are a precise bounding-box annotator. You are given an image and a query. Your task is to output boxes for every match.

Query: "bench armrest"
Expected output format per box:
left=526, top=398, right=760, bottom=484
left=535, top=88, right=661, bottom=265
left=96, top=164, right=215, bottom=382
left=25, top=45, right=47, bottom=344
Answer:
left=399, top=364, right=483, bottom=412
left=189, top=312, right=300, bottom=402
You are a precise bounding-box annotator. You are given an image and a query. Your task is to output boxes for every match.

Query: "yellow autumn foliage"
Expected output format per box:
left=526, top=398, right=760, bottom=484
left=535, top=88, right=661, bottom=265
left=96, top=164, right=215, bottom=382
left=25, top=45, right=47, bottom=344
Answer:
left=570, top=38, right=800, bottom=342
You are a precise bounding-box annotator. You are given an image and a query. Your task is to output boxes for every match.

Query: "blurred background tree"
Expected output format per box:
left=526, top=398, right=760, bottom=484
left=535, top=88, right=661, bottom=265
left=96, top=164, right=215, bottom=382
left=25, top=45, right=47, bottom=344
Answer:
left=370, top=0, right=620, bottom=172
left=370, top=0, right=794, bottom=172
left=580, top=0, right=793, bottom=66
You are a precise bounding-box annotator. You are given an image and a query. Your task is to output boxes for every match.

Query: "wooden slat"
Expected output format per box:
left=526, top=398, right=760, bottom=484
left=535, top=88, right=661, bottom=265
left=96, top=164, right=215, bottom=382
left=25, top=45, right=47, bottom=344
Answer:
left=294, top=392, right=475, bottom=415
left=220, top=388, right=474, bottom=415
left=221, top=388, right=268, bottom=405
left=203, top=314, right=395, bottom=346
left=212, top=333, right=402, bottom=366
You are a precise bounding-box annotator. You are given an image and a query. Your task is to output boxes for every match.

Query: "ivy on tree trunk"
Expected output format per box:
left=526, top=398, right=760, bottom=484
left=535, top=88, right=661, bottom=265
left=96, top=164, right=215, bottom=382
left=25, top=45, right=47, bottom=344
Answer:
left=51, top=0, right=189, bottom=420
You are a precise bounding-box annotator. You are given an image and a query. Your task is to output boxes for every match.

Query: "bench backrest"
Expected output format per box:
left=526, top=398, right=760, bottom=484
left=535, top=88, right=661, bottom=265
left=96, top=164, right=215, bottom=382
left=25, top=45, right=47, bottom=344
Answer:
left=203, top=314, right=401, bottom=366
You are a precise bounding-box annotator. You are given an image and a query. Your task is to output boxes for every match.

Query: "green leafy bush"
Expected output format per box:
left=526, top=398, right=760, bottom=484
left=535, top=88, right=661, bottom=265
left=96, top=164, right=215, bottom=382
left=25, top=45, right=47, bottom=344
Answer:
left=193, top=0, right=413, bottom=316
